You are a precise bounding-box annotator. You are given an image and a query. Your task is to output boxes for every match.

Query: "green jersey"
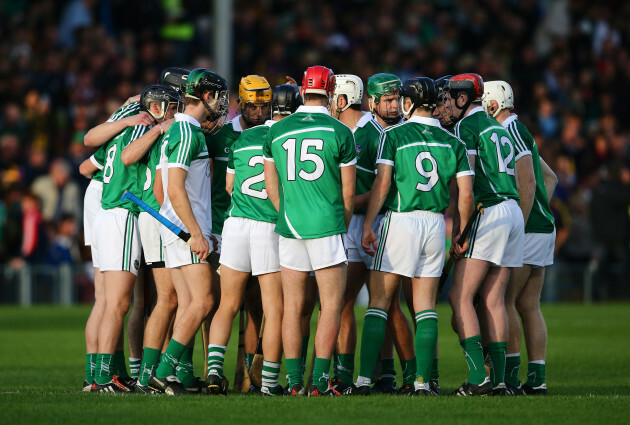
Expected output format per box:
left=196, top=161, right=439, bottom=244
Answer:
left=206, top=117, right=243, bottom=234
left=453, top=106, right=519, bottom=208
left=262, top=105, right=357, bottom=239
left=353, top=114, right=383, bottom=215
left=503, top=115, right=555, bottom=233
left=378, top=116, right=473, bottom=213
left=137, top=135, right=164, bottom=213
left=226, top=121, right=277, bottom=224
left=107, top=101, right=141, bottom=123
left=100, top=124, right=148, bottom=213
left=90, top=144, right=108, bottom=183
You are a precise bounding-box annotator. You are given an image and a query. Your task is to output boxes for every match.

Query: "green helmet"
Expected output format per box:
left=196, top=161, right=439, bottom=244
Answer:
left=367, top=73, right=402, bottom=103
left=185, top=68, right=229, bottom=130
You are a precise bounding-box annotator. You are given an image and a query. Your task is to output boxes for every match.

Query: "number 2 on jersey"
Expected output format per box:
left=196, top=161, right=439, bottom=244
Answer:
left=282, top=138, right=324, bottom=182
left=241, top=155, right=268, bottom=199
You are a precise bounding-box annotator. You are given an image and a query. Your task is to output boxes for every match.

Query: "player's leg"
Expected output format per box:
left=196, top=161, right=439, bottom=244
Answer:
left=478, top=266, right=511, bottom=392
left=282, top=267, right=309, bottom=392
left=448, top=258, right=491, bottom=390
left=138, top=266, right=177, bottom=390
left=334, top=260, right=367, bottom=389
left=310, top=262, right=347, bottom=394
left=258, top=271, right=283, bottom=395
left=517, top=266, right=548, bottom=394
left=127, top=268, right=145, bottom=380
left=412, top=275, right=439, bottom=395
left=84, top=268, right=104, bottom=389
left=355, top=271, right=400, bottom=391
left=387, top=283, right=416, bottom=394
left=505, top=265, right=532, bottom=388
left=244, top=278, right=262, bottom=377
left=300, top=275, right=317, bottom=378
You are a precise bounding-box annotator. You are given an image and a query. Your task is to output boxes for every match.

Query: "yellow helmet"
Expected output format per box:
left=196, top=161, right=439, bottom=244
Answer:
left=239, top=75, right=272, bottom=104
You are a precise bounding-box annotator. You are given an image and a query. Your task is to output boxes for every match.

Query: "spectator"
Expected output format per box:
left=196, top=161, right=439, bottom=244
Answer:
left=31, top=158, right=82, bottom=223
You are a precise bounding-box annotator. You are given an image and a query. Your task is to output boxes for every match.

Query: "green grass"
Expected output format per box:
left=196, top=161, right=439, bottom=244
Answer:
left=1, top=303, right=629, bottom=424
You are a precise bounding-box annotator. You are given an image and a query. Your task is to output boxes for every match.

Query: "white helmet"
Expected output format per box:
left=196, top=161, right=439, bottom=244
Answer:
left=482, top=80, right=514, bottom=117
left=332, top=74, right=364, bottom=112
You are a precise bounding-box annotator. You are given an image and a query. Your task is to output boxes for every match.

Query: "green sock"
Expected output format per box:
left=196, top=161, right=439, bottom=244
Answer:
left=505, top=353, right=521, bottom=387
left=301, top=335, right=310, bottom=374
left=139, top=347, right=161, bottom=386
left=156, top=339, right=186, bottom=379
left=86, top=353, right=96, bottom=382
left=312, top=357, right=332, bottom=391
left=262, top=360, right=281, bottom=389
left=245, top=353, right=254, bottom=371
left=430, top=357, right=439, bottom=384
left=380, top=358, right=396, bottom=384
left=358, top=308, right=388, bottom=381
left=207, top=344, right=226, bottom=376
left=487, top=342, right=507, bottom=387
left=335, top=353, right=355, bottom=386
left=176, top=345, right=196, bottom=388
left=113, top=350, right=129, bottom=378
left=460, top=335, right=487, bottom=385
left=401, top=358, right=416, bottom=385
left=286, top=358, right=303, bottom=386
left=414, top=310, right=438, bottom=384
left=526, top=361, right=546, bottom=387
left=129, top=357, right=141, bottom=379
left=95, top=353, right=114, bottom=385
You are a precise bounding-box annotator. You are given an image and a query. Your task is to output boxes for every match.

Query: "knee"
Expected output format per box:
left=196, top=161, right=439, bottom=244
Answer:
left=515, top=295, right=539, bottom=316
left=107, top=297, right=131, bottom=317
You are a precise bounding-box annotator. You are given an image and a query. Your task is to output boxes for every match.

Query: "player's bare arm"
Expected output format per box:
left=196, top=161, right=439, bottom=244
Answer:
left=84, top=111, right=155, bottom=147
left=515, top=155, right=536, bottom=225
left=153, top=168, right=164, bottom=206
left=540, top=157, right=558, bottom=201
left=263, top=160, right=280, bottom=212
left=354, top=190, right=371, bottom=209
left=340, top=165, right=356, bottom=229
left=451, top=175, right=474, bottom=258
left=362, top=163, right=392, bottom=256
left=121, top=118, right=174, bottom=166
left=225, top=171, right=235, bottom=195
left=79, top=158, right=99, bottom=179
left=167, top=167, right=209, bottom=260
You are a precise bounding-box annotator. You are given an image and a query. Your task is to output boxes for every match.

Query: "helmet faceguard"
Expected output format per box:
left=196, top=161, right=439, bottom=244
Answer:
left=185, top=68, right=229, bottom=135
left=441, top=73, right=484, bottom=125
left=239, top=75, right=272, bottom=127
left=367, top=73, right=402, bottom=125
left=140, top=84, right=183, bottom=121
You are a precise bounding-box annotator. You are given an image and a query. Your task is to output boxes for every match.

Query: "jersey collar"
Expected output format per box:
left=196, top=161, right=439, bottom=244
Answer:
left=231, top=115, right=244, bottom=132
left=295, top=105, right=331, bottom=115
left=175, top=113, right=201, bottom=127
left=464, top=105, right=485, bottom=118
left=264, top=119, right=276, bottom=127
left=407, top=115, right=442, bottom=127
left=501, top=114, right=518, bottom=128
left=353, top=112, right=372, bottom=132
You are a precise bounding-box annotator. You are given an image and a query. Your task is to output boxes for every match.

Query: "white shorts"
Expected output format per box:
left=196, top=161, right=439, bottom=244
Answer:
left=279, top=234, right=347, bottom=272
left=465, top=199, right=524, bottom=267
left=346, top=214, right=384, bottom=269
left=138, top=212, right=165, bottom=266
left=164, top=237, right=209, bottom=269
left=212, top=233, right=222, bottom=254
left=523, top=229, right=556, bottom=267
left=219, top=217, right=280, bottom=276
left=373, top=210, right=445, bottom=278
left=93, top=208, right=142, bottom=275
left=83, top=180, right=103, bottom=246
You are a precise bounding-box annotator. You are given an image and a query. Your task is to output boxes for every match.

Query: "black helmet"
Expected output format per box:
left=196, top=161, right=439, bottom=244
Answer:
left=159, top=67, right=190, bottom=95
left=140, top=84, right=182, bottom=120
left=272, top=84, right=303, bottom=117
left=400, top=77, right=437, bottom=117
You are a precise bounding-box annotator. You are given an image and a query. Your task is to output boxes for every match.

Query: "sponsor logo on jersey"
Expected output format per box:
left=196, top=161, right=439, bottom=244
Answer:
left=356, top=144, right=363, bottom=154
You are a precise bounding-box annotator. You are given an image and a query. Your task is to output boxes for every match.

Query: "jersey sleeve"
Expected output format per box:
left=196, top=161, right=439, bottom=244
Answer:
left=166, top=123, right=194, bottom=170
left=227, top=145, right=235, bottom=174
left=376, top=131, right=395, bottom=167
left=509, top=123, right=533, bottom=162
left=339, top=128, right=357, bottom=167
left=453, top=137, right=475, bottom=178
left=106, top=102, right=140, bottom=123
left=90, top=144, right=107, bottom=170
left=262, top=127, right=274, bottom=162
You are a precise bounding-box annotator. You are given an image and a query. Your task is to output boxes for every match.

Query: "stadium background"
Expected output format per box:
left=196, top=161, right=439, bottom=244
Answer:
left=0, top=0, right=629, bottom=304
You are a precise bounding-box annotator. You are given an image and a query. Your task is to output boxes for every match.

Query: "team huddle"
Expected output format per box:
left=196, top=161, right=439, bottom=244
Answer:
left=80, top=64, right=556, bottom=397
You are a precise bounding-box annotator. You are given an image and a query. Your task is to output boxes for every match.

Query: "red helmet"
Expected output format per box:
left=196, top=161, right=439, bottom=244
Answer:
left=301, top=65, right=336, bottom=99
left=447, top=73, right=484, bottom=102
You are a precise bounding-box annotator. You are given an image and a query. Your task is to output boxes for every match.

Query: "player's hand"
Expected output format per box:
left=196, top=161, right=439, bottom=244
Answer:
left=124, top=111, right=155, bottom=128
left=160, top=117, right=175, bottom=133
left=189, top=233, right=210, bottom=261
left=362, top=226, right=378, bottom=257
left=125, top=94, right=141, bottom=105
left=286, top=76, right=297, bottom=86
left=450, top=233, right=469, bottom=259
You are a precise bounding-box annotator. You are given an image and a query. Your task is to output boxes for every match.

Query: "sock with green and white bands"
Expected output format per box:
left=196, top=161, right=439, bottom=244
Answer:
left=176, top=345, right=196, bottom=388
left=245, top=353, right=254, bottom=371
left=155, top=338, right=186, bottom=379
left=526, top=360, right=546, bottom=387
left=86, top=353, right=96, bottom=383
left=460, top=335, right=487, bottom=385
left=129, top=357, right=141, bottom=379
left=414, top=310, right=438, bottom=385
left=487, top=341, right=508, bottom=387
left=262, top=360, right=281, bottom=389
left=357, top=308, right=388, bottom=384
left=505, top=353, right=521, bottom=387
left=95, top=353, right=114, bottom=385
left=139, top=347, right=161, bottom=386
left=207, top=344, right=226, bottom=376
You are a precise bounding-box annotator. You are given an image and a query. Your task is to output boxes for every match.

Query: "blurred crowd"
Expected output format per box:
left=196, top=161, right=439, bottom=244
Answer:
left=0, top=0, right=629, bottom=299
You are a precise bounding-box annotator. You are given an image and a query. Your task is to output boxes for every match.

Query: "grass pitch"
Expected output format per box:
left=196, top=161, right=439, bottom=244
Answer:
left=0, top=303, right=629, bottom=425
